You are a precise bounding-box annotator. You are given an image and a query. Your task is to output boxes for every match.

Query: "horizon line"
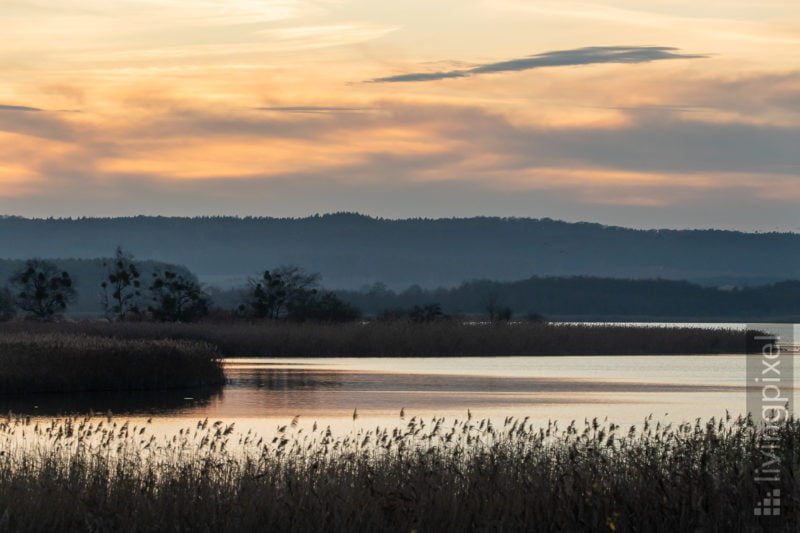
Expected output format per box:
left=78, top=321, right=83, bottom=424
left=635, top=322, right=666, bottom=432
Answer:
left=0, top=212, right=796, bottom=235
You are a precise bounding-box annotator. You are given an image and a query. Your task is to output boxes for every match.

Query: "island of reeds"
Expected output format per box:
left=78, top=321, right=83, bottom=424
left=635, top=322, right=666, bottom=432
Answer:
left=0, top=321, right=753, bottom=395
left=0, top=334, right=224, bottom=394
left=0, top=412, right=796, bottom=531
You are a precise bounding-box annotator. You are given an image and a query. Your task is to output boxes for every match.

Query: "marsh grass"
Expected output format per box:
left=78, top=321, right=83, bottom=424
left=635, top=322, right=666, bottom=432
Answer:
left=0, top=320, right=752, bottom=357
left=0, top=333, right=224, bottom=394
left=0, top=413, right=796, bottom=531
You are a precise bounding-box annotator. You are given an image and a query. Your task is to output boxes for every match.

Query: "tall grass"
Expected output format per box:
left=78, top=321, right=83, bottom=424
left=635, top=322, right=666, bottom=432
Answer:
left=0, top=320, right=753, bottom=357
left=0, top=413, right=796, bottom=531
left=0, top=333, right=224, bottom=393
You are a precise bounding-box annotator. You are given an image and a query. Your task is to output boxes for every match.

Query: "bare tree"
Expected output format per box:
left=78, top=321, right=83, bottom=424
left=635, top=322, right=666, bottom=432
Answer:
left=9, top=260, right=76, bottom=320
left=479, top=284, right=513, bottom=322
left=148, top=270, right=208, bottom=322
left=101, top=246, right=142, bottom=320
left=480, top=284, right=501, bottom=321
left=246, top=266, right=320, bottom=319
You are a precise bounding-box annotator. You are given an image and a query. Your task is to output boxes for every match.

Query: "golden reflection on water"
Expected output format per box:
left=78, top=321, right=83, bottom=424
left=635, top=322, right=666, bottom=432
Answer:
left=1, top=355, right=778, bottom=436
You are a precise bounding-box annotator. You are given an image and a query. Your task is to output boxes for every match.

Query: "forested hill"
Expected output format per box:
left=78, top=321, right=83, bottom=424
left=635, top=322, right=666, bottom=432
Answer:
left=336, top=277, right=800, bottom=322
left=0, top=214, right=798, bottom=289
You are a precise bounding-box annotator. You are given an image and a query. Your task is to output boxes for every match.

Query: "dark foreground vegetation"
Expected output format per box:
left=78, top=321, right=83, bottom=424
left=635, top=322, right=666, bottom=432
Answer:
left=0, top=321, right=753, bottom=357
left=0, top=413, right=796, bottom=531
left=0, top=333, right=224, bottom=393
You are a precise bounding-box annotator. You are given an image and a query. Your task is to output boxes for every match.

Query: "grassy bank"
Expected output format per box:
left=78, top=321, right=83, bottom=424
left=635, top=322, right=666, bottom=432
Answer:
left=0, top=413, right=796, bottom=531
left=0, top=320, right=753, bottom=356
left=0, top=333, right=224, bottom=394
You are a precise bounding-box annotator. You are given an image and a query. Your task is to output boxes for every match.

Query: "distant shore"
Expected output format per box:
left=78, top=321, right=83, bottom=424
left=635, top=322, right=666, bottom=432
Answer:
left=0, top=320, right=760, bottom=359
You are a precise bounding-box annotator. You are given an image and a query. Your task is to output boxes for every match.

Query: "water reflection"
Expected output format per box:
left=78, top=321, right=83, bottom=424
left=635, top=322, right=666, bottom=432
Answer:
left=0, top=356, right=765, bottom=430
left=233, top=367, right=347, bottom=392
left=227, top=368, right=737, bottom=394
left=0, top=385, right=222, bottom=417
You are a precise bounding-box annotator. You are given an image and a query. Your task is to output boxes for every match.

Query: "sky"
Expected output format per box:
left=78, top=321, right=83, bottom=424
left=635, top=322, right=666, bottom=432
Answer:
left=1, top=0, right=799, bottom=230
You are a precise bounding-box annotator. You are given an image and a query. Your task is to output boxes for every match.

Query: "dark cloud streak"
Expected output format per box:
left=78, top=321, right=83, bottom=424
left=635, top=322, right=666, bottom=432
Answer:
left=370, top=46, right=706, bottom=83
left=0, top=104, right=42, bottom=112
left=370, top=71, right=468, bottom=83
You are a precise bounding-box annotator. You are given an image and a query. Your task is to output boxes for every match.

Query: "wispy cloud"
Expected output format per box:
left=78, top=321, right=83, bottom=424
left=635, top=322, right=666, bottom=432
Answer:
left=0, top=104, right=42, bottom=112
left=1, top=95, right=798, bottom=230
left=370, top=46, right=706, bottom=83
left=255, top=23, right=400, bottom=51
left=255, top=106, right=371, bottom=114
left=489, top=1, right=800, bottom=45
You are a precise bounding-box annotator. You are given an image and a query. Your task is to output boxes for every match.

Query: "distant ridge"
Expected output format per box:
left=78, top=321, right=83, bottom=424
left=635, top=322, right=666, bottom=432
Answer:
left=0, top=213, right=797, bottom=288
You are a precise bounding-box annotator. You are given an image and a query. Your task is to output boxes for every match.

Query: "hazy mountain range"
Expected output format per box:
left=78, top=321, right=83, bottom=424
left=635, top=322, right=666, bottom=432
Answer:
left=1, top=213, right=797, bottom=289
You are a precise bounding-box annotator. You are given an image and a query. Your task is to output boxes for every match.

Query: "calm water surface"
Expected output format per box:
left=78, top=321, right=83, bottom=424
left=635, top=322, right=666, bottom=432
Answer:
left=2, top=355, right=783, bottom=436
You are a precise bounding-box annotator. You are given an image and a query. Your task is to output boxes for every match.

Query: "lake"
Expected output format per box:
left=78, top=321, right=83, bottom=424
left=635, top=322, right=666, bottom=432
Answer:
left=1, top=354, right=781, bottom=436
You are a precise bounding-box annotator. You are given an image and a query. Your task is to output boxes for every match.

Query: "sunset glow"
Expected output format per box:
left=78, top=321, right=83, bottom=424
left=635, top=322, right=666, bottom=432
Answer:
left=1, top=0, right=799, bottom=229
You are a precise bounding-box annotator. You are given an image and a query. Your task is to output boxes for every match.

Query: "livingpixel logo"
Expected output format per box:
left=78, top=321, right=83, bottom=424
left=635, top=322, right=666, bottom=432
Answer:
left=747, top=324, right=796, bottom=521
left=754, top=489, right=781, bottom=517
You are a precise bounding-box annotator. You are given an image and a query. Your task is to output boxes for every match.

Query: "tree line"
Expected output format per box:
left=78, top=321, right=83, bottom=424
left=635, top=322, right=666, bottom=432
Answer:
left=334, top=276, right=800, bottom=321
left=3, top=250, right=800, bottom=322
left=0, top=248, right=359, bottom=323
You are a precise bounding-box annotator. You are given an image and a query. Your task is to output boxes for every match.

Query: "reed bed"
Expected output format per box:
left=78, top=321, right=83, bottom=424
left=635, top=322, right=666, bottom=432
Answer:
left=0, top=320, right=751, bottom=357
left=0, top=333, right=224, bottom=393
left=0, top=413, right=796, bottom=531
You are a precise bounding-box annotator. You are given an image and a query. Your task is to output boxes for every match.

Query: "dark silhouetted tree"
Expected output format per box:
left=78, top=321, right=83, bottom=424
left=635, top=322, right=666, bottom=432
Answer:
left=246, top=266, right=320, bottom=319
left=378, top=303, right=446, bottom=322
left=480, top=285, right=503, bottom=321
left=101, top=246, right=142, bottom=320
left=148, top=270, right=208, bottom=322
left=409, top=303, right=446, bottom=322
left=0, top=288, right=14, bottom=321
left=477, top=284, right=513, bottom=321
left=9, top=259, right=76, bottom=320
left=495, top=306, right=513, bottom=322
left=376, top=307, right=408, bottom=321
left=524, top=311, right=546, bottom=322
left=287, top=291, right=361, bottom=322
